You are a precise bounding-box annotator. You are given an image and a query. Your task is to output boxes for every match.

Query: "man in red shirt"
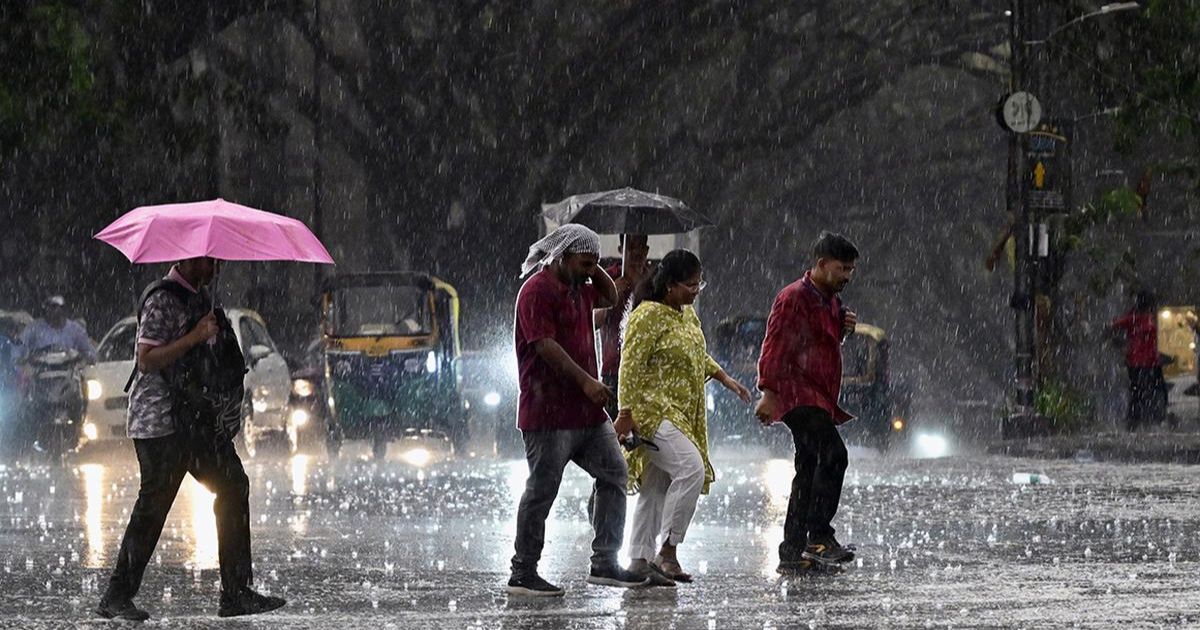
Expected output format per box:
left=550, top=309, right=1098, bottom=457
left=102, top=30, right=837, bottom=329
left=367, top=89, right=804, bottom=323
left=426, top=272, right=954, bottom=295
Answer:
left=508, top=224, right=648, bottom=596
left=755, top=231, right=859, bottom=574
left=1110, top=291, right=1165, bottom=430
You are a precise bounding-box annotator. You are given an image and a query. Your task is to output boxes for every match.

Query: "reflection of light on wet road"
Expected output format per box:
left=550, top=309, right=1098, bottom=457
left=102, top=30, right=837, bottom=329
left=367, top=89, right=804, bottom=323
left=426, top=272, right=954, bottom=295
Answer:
left=761, top=458, right=793, bottom=576
left=184, top=478, right=219, bottom=570
left=290, top=455, right=311, bottom=535
left=79, top=464, right=105, bottom=568
left=290, top=455, right=310, bottom=496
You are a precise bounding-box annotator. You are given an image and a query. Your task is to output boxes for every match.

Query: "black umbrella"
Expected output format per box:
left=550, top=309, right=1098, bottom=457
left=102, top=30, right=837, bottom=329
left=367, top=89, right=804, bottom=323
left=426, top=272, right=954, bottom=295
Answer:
left=541, top=187, right=714, bottom=235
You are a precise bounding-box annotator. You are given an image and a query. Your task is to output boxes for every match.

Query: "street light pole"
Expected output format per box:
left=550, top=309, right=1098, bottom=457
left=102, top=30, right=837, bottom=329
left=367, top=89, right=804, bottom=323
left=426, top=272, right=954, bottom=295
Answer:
left=1008, top=0, right=1039, bottom=432
left=1004, top=1, right=1140, bottom=437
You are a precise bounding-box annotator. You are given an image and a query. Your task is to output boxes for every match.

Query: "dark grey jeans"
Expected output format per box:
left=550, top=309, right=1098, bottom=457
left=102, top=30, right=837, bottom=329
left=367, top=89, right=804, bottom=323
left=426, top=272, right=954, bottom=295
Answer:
left=511, top=421, right=628, bottom=576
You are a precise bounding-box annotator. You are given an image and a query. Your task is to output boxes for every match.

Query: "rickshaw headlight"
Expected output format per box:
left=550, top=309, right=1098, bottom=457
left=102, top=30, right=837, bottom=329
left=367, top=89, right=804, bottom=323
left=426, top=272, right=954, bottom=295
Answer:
left=86, top=379, right=103, bottom=401
left=426, top=351, right=438, bottom=373
left=291, top=379, right=315, bottom=398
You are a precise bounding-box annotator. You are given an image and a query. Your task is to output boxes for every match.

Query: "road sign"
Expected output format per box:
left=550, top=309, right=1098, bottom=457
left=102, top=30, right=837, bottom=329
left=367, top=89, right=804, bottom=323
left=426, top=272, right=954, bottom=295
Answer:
left=1000, top=92, right=1043, bottom=133
left=1023, top=120, right=1071, bottom=213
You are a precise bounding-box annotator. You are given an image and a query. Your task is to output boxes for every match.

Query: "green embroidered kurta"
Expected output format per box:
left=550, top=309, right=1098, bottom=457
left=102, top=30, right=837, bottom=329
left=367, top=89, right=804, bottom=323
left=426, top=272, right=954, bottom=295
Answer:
left=618, top=301, right=721, bottom=494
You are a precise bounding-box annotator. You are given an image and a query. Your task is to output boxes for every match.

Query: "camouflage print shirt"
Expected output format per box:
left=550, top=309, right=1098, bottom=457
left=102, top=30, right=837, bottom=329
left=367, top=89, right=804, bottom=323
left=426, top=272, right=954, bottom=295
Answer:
left=126, top=270, right=209, bottom=439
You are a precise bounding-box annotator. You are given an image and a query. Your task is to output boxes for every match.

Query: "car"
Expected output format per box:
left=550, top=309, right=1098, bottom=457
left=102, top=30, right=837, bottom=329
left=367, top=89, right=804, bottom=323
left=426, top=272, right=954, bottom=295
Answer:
left=458, top=349, right=520, bottom=457
left=81, top=308, right=293, bottom=454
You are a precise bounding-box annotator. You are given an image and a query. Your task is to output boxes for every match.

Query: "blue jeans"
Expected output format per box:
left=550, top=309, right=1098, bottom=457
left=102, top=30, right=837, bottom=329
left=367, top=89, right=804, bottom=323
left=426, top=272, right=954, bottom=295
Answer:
left=511, top=421, right=628, bottom=576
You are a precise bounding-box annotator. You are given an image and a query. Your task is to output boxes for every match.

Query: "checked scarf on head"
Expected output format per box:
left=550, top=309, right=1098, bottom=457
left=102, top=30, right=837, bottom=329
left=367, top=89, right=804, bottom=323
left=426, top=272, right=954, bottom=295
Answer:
left=520, top=224, right=602, bottom=277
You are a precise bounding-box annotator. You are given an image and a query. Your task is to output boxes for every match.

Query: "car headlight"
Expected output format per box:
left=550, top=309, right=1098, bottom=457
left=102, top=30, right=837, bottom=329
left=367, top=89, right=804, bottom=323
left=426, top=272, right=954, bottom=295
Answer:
left=252, top=398, right=269, bottom=414
left=289, top=408, right=310, bottom=427
left=483, top=391, right=502, bottom=407
left=426, top=351, right=438, bottom=373
left=292, top=378, right=315, bottom=398
left=86, top=379, right=103, bottom=401
left=913, top=432, right=949, bottom=459
left=402, top=447, right=432, bottom=467
left=83, top=422, right=99, bottom=441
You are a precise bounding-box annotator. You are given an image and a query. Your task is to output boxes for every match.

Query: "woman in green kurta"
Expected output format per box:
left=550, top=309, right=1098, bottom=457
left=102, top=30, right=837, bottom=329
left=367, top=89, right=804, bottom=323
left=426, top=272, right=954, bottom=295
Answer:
left=616, top=250, right=752, bottom=584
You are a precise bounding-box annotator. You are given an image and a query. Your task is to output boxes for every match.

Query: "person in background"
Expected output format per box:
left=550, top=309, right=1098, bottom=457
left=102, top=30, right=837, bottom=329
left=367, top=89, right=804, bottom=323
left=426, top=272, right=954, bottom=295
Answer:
left=17, top=295, right=97, bottom=363
left=596, top=234, right=650, bottom=420
left=1110, top=290, right=1166, bottom=431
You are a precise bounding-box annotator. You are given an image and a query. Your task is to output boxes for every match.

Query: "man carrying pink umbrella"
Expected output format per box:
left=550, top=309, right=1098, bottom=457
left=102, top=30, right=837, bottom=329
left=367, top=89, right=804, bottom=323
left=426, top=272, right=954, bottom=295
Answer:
left=92, top=199, right=332, bottom=621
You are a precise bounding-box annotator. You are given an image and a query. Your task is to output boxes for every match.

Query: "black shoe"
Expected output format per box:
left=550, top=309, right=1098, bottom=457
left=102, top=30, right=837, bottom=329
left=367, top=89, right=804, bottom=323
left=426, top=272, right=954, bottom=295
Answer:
left=218, top=588, right=287, bottom=618
left=506, top=573, right=565, bottom=597
left=95, top=596, right=151, bottom=621
left=802, top=536, right=855, bottom=564
left=775, top=559, right=813, bottom=576
left=586, top=564, right=650, bottom=588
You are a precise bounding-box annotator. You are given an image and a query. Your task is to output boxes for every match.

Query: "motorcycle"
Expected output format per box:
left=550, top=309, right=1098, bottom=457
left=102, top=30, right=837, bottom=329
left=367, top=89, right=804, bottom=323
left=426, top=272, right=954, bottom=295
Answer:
left=24, top=347, right=86, bottom=458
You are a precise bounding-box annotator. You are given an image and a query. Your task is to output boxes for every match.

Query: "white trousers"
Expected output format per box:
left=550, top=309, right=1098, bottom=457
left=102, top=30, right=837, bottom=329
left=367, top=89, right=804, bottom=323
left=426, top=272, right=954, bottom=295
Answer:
left=629, top=421, right=706, bottom=561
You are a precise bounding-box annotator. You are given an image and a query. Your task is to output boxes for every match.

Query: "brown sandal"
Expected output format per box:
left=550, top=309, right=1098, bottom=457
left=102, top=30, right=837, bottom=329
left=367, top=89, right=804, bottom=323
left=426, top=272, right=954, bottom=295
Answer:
left=653, top=556, right=693, bottom=583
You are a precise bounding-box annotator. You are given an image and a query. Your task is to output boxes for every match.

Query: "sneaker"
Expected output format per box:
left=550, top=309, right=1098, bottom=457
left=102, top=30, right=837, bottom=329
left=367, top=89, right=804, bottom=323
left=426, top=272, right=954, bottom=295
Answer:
left=775, top=559, right=813, bottom=576
left=218, top=588, right=287, bottom=618
left=629, top=559, right=675, bottom=587
left=802, top=536, right=855, bottom=564
left=506, top=573, right=565, bottom=597
left=585, top=564, right=650, bottom=588
left=95, top=596, right=151, bottom=621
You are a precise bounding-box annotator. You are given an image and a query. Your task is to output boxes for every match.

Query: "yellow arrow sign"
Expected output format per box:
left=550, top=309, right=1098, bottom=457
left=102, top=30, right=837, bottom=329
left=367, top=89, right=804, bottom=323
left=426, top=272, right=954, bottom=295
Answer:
left=1033, top=162, right=1046, bottom=189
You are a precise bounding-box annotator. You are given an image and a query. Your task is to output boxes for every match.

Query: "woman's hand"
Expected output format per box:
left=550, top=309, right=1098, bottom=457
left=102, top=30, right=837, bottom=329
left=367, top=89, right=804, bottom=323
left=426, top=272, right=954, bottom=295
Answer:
left=723, top=377, right=752, bottom=404
left=714, top=369, right=753, bottom=404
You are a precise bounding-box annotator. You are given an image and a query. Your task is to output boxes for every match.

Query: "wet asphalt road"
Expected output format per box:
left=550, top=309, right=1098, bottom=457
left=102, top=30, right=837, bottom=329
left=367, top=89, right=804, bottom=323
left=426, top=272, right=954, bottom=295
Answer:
left=1, top=436, right=1199, bottom=629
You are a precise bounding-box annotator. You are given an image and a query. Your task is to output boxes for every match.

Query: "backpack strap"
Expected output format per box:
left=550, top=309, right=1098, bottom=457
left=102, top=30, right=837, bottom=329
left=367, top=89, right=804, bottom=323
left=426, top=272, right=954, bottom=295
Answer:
left=123, top=279, right=196, bottom=393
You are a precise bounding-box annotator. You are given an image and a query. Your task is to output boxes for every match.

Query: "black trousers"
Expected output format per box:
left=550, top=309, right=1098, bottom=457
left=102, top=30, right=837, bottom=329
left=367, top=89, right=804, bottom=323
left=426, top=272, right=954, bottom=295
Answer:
left=1126, top=366, right=1166, bottom=430
left=106, top=432, right=252, bottom=599
left=779, top=406, right=848, bottom=561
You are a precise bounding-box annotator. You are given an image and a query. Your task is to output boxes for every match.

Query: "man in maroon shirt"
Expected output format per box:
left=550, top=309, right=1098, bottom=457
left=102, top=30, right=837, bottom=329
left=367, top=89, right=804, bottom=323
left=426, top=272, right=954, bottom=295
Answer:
left=508, top=224, right=648, bottom=596
left=755, top=231, right=859, bottom=573
left=1110, top=291, right=1165, bottom=430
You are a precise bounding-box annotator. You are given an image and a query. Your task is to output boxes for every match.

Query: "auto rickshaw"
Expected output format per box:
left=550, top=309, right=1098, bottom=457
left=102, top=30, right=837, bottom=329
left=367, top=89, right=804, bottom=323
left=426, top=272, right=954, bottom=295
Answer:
left=320, top=272, right=465, bottom=459
left=708, top=315, right=910, bottom=451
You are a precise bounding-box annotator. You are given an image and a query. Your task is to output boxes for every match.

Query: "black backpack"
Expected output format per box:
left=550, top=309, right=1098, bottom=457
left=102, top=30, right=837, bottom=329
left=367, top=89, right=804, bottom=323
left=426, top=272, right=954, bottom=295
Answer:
left=125, top=280, right=248, bottom=441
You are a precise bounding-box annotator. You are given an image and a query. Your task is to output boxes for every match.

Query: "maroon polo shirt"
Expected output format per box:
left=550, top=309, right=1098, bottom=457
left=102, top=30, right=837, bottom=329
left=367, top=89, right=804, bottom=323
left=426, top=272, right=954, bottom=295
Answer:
left=514, top=268, right=609, bottom=431
left=757, top=271, right=854, bottom=424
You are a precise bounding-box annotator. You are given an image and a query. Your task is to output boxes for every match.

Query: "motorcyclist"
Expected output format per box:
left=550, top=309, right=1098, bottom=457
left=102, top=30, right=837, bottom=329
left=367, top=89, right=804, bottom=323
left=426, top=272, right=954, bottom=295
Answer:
left=17, top=295, right=97, bottom=364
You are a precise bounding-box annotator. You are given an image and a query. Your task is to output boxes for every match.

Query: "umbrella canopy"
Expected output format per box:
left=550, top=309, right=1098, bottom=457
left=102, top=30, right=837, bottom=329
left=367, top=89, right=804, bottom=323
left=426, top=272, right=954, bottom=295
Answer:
left=541, top=187, right=714, bottom=235
left=95, top=198, right=334, bottom=264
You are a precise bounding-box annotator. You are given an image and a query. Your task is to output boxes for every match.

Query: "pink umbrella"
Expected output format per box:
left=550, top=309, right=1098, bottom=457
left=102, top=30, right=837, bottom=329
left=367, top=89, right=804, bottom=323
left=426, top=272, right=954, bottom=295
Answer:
left=94, top=198, right=334, bottom=264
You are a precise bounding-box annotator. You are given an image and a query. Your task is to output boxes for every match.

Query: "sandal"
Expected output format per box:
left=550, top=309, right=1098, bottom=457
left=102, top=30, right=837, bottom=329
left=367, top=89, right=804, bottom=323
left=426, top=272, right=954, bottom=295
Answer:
left=653, top=555, right=693, bottom=583
left=629, top=559, right=675, bottom=587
